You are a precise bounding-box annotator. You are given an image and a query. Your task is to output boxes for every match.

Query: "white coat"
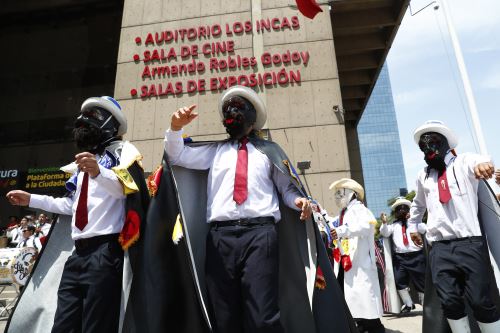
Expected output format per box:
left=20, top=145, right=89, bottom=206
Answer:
left=333, top=200, right=384, bottom=319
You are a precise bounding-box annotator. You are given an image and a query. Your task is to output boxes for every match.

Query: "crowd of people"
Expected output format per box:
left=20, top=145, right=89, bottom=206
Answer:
left=2, top=213, right=52, bottom=250
left=2, top=88, right=500, bottom=333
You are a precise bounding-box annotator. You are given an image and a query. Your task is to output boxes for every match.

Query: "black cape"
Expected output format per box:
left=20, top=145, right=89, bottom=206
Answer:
left=122, top=138, right=357, bottom=333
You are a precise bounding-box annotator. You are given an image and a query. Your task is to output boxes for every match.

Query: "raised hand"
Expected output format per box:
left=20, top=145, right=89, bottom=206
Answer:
left=171, top=105, right=198, bottom=131
left=380, top=213, right=388, bottom=224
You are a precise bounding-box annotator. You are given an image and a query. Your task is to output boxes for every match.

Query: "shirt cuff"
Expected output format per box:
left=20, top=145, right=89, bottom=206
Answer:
left=290, top=196, right=301, bottom=211
left=29, top=194, right=45, bottom=209
left=417, top=223, right=427, bottom=234
left=336, top=226, right=347, bottom=238
left=407, top=224, right=418, bottom=233
left=165, top=128, right=184, bottom=139
left=96, top=165, right=117, bottom=180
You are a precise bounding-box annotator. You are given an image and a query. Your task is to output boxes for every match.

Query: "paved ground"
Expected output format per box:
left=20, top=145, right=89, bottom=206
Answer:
left=0, top=287, right=423, bottom=333
left=381, top=304, right=423, bottom=333
left=0, top=284, right=19, bottom=332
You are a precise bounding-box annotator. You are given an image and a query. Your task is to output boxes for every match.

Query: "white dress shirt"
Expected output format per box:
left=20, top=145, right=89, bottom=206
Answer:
left=380, top=220, right=426, bottom=253
left=164, top=129, right=301, bottom=222
left=10, top=227, right=22, bottom=245
left=29, top=163, right=126, bottom=240
left=39, top=223, right=52, bottom=236
left=17, top=235, right=43, bottom=251
left=408, top=152, right=490, bottom=244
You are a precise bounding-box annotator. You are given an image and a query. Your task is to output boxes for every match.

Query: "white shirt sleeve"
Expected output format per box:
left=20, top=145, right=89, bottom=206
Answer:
left=29, top=194, right=74, bottom=216
left=336, top=205, right=373, bottom=238
left=408, top=174, right=427, bottom=233
left=462, top=153, right=491, bottom=179
left=94, top=166, right=126, bottom=199
left=379, top=222, right=394, bottom=237
left=272, top=166, right=301, bottom=211
left=417, top=222, right=427, bottom=234
left=164, top=129, right=217, bottom=169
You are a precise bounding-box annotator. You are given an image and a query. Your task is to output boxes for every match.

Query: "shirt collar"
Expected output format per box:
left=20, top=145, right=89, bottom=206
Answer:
left=444, top=151, right=455, bottom=166
left=346, top=199, right=360, bottom=209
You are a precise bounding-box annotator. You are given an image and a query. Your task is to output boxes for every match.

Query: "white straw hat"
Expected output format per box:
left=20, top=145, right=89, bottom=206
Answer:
left=219, top=86, right=266, bottom=130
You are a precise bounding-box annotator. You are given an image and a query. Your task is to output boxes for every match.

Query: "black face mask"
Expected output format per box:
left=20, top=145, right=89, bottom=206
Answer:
left=394, top=205, right=410, bottom=222
left=221, top=96, right=256, bottom=140
left=73, top=107, right=119, bottom=154
left=418, top=132, right=450, bottom=172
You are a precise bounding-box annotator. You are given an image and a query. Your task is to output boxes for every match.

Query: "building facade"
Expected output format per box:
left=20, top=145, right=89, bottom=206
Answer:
left=0, top=0, right=409, bottom=223
left=358, top=63, right=407, bottom=215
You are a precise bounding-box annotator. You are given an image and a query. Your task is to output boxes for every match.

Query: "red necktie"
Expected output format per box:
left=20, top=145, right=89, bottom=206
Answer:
left=339, top=208, right=346, bottom=226
left=75, top=172, right=89, bottom=231
left=402, top=224, right=409, bottom=246
left=233, top=137, right=248, bottom=205
left=438, top=170, right=452, bottom=204
left=333, top=208, right=346, bottom=263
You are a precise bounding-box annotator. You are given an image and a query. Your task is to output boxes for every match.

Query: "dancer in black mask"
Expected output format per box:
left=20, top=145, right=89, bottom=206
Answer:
left=6, top=96, right=148, bottom=333
left=380, top=198, right=426, bottom=314
left=407, top=120, right=498, bottom=333
left=163, top=85, right=357, bottom=333
left=165, top=86, right=311, bottom=333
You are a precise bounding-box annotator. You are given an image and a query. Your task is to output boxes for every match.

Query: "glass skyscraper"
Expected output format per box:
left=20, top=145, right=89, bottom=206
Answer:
left=358, top=63, right=407, bottom=215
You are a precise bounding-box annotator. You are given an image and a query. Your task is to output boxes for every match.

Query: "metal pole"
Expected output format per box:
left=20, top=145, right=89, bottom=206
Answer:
left=439, top=0, right=489, bottom=155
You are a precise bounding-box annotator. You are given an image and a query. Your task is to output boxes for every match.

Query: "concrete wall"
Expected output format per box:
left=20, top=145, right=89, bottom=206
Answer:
left=115, top=0, right=352, bottom=213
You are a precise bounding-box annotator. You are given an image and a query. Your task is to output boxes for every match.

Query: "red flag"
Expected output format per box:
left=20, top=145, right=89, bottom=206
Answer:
left=296, top=0, right=323, bottom=19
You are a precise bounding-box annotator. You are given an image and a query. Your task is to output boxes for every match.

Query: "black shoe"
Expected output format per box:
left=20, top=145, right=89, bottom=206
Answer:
left=400, top=304, right=415, bottom=314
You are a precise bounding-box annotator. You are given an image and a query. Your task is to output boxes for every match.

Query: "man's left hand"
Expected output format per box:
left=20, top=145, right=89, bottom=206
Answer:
left=410, top=232, right=423, bottom=248
left=295, top=197, right=312, bottom=220
left=75, top=152, right=100, bottom=178
left=474, top=162, right=495, bottom=179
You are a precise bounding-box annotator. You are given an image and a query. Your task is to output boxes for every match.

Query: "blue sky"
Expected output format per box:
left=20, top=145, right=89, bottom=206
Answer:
left=386, top=0, right=500, bottom=193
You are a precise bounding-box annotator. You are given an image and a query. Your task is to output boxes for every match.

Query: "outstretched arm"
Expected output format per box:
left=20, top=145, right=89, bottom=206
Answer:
left=7, top=190, right=73, bottom=215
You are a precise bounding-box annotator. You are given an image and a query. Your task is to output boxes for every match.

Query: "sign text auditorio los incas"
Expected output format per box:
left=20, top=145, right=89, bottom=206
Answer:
left=129, top=16, right=310, bottom=98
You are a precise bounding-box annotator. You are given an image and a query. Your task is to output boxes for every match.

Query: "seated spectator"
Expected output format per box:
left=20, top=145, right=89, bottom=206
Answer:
left=6, top=216, right=19, bottom=240
left=17, top=224, right=43, bottom=251
left=35, top=213, right=52, bottom=236
left=7, top=215, right=19, bottom=228
left=11, top=216, right=32, bottom=247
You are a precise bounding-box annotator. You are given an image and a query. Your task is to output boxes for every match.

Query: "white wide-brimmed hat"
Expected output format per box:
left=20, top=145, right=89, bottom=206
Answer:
left=413, top=120, right=458, bottom=149
left=219, top=86, right=266, bottom=130
left=81, top=96, right=127, bottom=136
left=391, top=198, right=412, bottom=211
left=329, top=178, right=365, bottom=201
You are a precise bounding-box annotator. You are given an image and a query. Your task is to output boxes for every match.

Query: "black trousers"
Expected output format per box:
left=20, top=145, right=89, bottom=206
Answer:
left=429, top=236, right=500, bottom=322
left=393, top=250, right=426, bottom=292
left=205, top=222, right=282, bottom=333
left=51, top=235, right=123, bottom=333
